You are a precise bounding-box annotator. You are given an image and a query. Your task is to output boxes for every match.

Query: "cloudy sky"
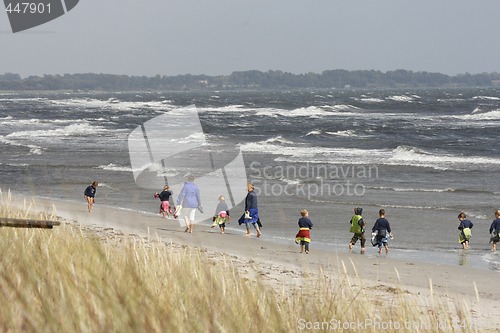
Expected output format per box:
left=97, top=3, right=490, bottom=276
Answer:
left=1, top=1, right=500, bottom=77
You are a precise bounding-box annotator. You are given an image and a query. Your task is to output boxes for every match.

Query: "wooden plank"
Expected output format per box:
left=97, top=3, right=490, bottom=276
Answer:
left=0, top=218, right=61, bottom=229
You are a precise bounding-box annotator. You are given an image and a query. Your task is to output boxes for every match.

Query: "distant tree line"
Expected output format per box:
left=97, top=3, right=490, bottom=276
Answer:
left=1, top=70, right=500, bottom=91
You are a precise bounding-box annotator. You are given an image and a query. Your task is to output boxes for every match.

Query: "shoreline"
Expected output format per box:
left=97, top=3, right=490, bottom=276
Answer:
left=7, top=192, right=500, bottom=324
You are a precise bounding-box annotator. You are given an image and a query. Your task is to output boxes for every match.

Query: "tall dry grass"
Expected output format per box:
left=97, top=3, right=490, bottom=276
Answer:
left=0, top=191, right=477, bottom=332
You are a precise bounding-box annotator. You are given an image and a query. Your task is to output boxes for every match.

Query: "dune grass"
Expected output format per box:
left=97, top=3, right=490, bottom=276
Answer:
left=0, top=191, right=478, bottom=332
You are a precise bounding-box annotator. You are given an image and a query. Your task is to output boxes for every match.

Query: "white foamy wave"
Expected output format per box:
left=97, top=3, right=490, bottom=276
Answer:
left=0, top=118, right=42, bottom=126
left=6, top=123, right=107, bottom=138
left=460, top=109, right=500, bottom=120
left=264, top=136, right=295, bottom=145
left=388, top=145, right=500, bottom=169
left=306, top=130, right=321, bottom=136
left=387, top=95, right=417, bottom=102
left=357, top=97, right=385, bottom=103
left=242, top=140, right=500, bottom=171
left=329, top=104, right=362, bottom=112
left=97, top=163, right=132, bottom=172
left=326, top=130, right=356, bottom=137
left=0, top=136, right=44, bottom=155
left=168, top=132, right=206, bottom=145
left=51, top=98, right=175, bottom=112
left=473, top=96, right=500, bottom=101
left=255, top=106, right=329, bottom=118
left=280, top=177, right=301, bottom=186
left=30, top=147, right=43, bottom=155
left=7, top=163, right=29, bottom=167
left=196, top=105, right=250, bottom=113
left=368, top=186, right=454, bottom=193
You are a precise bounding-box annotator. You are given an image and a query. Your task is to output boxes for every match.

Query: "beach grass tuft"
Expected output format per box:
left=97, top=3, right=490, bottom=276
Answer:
left=0, top=192, right=480, bottom=332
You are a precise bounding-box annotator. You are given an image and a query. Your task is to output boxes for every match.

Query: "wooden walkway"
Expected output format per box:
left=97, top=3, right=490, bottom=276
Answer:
left=0, top=218, right=61, bottom=229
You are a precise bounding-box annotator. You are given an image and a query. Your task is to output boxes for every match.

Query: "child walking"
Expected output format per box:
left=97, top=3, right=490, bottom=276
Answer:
left=155, top=185, right=173, bottom=218
left=212, top=195, right=230, bottom=234
left=348, top=207, right=366, bottom=254
left=295, top=209, right=313, bottom=254
left=371, top=209, right=392, bottom=254
left=457, top=212, right=473, bottom=249
left=489, top=210, right=500, bottom=251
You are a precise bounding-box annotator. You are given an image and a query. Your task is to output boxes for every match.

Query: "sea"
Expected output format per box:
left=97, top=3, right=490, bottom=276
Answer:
left=1, top=87, right=500, bottom=271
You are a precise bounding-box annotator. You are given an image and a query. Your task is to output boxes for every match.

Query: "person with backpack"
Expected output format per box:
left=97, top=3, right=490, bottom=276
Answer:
left=348, top=207, right=366, bottom=254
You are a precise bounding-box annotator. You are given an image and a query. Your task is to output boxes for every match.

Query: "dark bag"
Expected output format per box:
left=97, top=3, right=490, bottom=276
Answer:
left=257, top=218, right=262, bottom=228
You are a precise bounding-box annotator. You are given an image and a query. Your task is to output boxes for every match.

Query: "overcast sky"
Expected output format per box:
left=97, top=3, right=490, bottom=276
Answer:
left=1, top=1, right=500, bottom=78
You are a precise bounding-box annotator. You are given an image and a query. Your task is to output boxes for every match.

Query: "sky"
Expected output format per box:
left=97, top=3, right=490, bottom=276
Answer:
left=1, top=0, right=500, bottom=78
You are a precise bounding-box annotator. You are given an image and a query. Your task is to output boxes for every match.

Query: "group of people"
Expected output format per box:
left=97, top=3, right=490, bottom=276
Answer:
left=344, top=207, right=500, bottom=254
left=456, top=210, right=500, bottom=251
left=85, top=179, right=500, bottom=253
left=153, top=178, right=262, bottom=237
left=346, top=207, right=393, bottom=254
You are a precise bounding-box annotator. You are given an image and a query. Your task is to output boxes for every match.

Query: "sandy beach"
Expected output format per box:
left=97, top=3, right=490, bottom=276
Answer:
left=10, top=193, right=500, bottom=330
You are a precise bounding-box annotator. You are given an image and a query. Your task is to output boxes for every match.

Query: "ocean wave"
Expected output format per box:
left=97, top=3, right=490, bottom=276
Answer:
left=6, top=163, right=29, bottom=167
left=367, top=186, right=495, bottom=195
left=197, top=105, right=249, bottom=113
left=255, top=106, right=329, bottom=118
left=356, top=97, right=385, bottom=103
left=6, top=123, right=108, bottom=138
left=264, top=136, right=295, bottom=145
left=51, top=98, right=175, bottom=112
left=388, top=145, right=500, bottom=169
left=473, top=96, right=500, bottom=101
left=242, top=139, right=500, bottom=170
left=329, top=104, right=362, bottom=112
left=386, top=95, right=418, bottom=102
left=325, top=130, right=357, bottom=137
left=0, top=136, right=44, bottom=155
left=306, top=130, right=322, bottom=136
left=367, top=186, right=454, bottom=193
left=96, top=163, right=132, bottom=172
left=460, top=109, right=500, bottom=120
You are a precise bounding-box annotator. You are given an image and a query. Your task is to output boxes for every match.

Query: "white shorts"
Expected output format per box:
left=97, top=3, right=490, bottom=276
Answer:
left=183, top=208, right=197, bottom=222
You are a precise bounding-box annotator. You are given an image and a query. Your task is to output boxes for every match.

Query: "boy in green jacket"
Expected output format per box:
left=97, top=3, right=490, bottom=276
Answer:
left=349, top=207, right=366, bottom=254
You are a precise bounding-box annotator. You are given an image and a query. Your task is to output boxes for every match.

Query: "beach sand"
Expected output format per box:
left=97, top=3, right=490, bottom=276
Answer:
left=10, top=194, right=500, bottom=329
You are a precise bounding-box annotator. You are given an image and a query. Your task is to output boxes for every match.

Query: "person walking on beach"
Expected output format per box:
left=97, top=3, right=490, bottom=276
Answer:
left=238, top=183, right=262, bottom=237
left=457, top=212, right=473, bottom=250
left=371, top=209, right=392, bottom=254
left=84, top=181, right=98, bottom=213
left=156, top=185, right=173, bottom=218
left=295, top=209, right=313, bottom=254
left=489, top=210, right=500, bottom=251
left=212, top=195, right=230, bottom=234
left=176, top=175, right=202, bottom=233
left=348, top=207, right=366, bottom=253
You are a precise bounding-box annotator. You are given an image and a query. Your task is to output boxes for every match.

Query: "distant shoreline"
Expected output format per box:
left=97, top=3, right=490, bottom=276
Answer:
left=1, top=69, right=500, bottom=91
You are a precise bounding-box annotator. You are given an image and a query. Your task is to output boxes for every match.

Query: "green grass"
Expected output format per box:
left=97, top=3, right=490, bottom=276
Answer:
left=0, top=190, right=478, bottom=332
